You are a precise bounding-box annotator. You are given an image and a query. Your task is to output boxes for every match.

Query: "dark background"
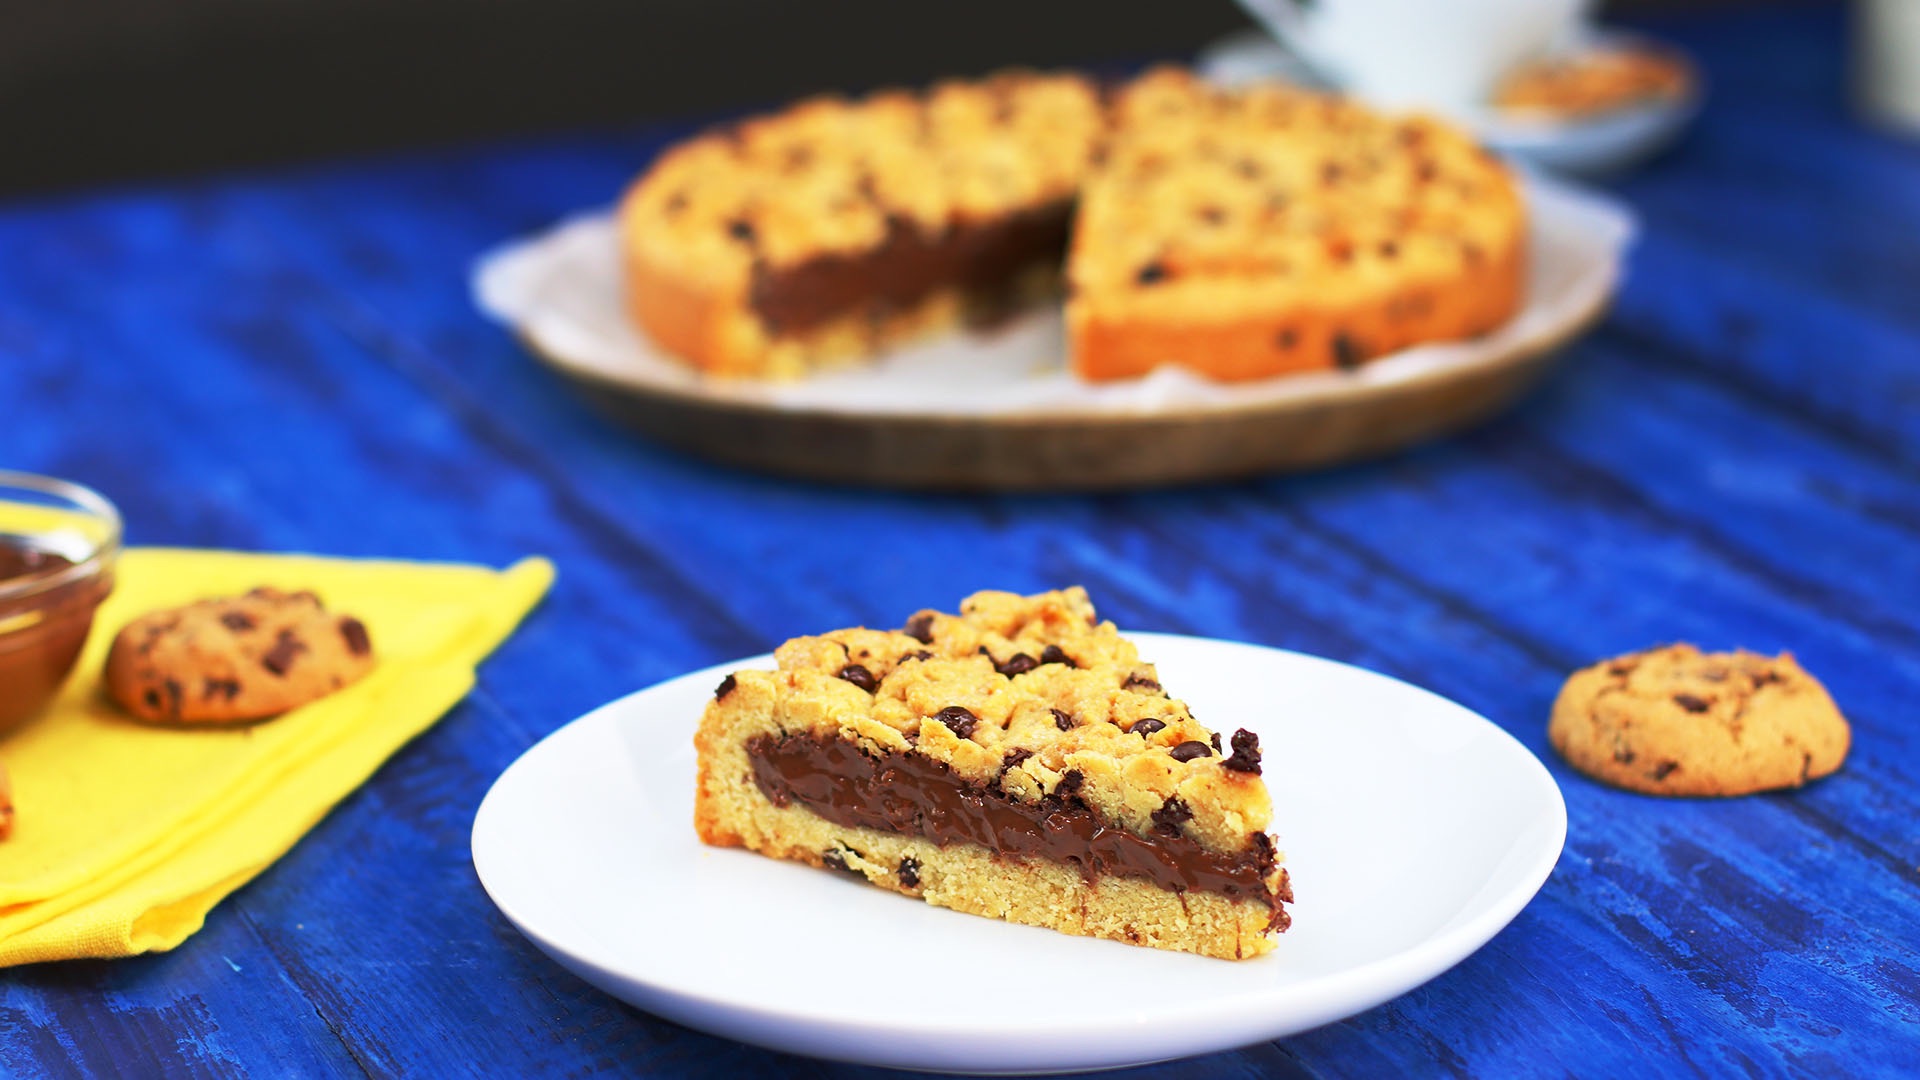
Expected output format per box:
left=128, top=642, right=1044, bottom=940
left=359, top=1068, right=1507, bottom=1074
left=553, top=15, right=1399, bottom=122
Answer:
left=0, top=0, right=1818, bottom=199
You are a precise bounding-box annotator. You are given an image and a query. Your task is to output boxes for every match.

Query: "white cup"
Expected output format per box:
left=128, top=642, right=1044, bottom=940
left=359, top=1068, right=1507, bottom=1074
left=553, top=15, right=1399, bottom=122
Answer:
left=1237, top=0, right=1594, bottom=112
left=1856, top=0, right=1920, bottom=132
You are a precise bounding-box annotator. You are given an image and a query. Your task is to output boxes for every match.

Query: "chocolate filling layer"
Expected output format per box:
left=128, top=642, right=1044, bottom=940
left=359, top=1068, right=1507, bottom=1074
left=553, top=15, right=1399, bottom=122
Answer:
left=747, top=731, right=1290, bottom=929
left=747, top=201, right=1073, bottom=335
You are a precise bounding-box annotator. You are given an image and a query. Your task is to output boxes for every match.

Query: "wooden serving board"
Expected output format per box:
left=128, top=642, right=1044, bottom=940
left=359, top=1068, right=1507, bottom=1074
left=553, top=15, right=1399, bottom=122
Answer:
left=534, top=308, right=1602, bottom=491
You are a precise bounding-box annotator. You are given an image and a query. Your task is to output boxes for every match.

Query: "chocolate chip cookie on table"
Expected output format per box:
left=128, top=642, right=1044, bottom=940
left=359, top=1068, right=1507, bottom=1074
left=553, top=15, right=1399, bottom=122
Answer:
left=105, top=587, right=375, bottom=724
left=1549, top=644, right=1849, bottom=797
left=695, top=587, right=1291, bottom=960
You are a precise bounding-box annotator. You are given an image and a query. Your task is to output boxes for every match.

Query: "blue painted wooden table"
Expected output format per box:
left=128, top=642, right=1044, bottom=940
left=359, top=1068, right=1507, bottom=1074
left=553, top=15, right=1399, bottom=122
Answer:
left=3, top=5, right=1917, bottom=1076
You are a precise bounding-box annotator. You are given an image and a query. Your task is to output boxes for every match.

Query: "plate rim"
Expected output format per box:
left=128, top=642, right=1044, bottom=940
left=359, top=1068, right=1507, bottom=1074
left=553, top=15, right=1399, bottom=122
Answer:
left=471, top=633, right=1568, bottom=1069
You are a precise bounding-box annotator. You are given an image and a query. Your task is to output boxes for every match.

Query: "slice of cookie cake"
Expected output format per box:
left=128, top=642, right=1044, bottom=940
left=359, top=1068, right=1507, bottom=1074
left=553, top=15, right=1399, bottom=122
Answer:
left=693, top=587, right=1291, bottom=960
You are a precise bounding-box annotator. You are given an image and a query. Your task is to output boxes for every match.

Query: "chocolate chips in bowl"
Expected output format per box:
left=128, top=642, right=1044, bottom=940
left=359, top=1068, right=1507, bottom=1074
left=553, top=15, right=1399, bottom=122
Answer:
left=0, top=471, right=121, bottom=734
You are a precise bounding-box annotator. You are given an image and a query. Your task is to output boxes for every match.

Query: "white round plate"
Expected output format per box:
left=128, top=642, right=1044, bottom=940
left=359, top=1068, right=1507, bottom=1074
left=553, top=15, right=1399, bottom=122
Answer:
left=471, top=634, right=1567, bottom=1074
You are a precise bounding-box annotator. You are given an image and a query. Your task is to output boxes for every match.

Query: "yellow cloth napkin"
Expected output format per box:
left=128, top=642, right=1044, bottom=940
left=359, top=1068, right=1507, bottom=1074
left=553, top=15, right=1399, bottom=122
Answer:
left=0, top=548, right=553, bottom=966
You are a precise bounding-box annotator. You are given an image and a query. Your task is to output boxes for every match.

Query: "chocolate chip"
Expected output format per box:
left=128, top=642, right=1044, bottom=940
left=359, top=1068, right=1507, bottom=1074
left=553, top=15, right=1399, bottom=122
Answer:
left=1613, top=746, right=1636, bottom=764
left=1051, top=708, right=1076, bottom=731
left=1276, top=328, right=1298, bottom=350
left=1169, top=740, right=1212, bottom=762
left=1651, top=761, right=1679, bottom=781
left=339, top=617, right=370, bottom=657
left=1673, top=693, right=1711, bottom=714
left=727, top=219, right=756, bottom=243
left=714, top=673, right=738, bottom=701
left=220, top=611, right=255, bottom=633
left=143, top=688, right=161, bottom=710
left=820, top=848, right=862, bottom=877
left=203, top=678, right=241, bottom=702
left=1039, top=644, right=1075, bottom=668
left=1056, top=768, right=1085, bottom=797
left=898, top=650, right=934, bottom=664
left=1152, top=797, right=1193, bottom=836
left=1129, top=717, right=1167, bottom=737
left=1332, top=334, right=1363, bottom=371
left=903, top=612, right=936, bottom=644
left=897, top=856, right=921, bottom=889
left=1223, top=728, right=1263, bottom=774
left=1002, top=747, right=1034, bottom=773
left=837, top=664, right=878, bottom=693
left=1136, top=262, right=1168, bottom=286
left=162, top=678, right=182, bottom=717
left=261, top=631, right=306, bottom=676
left=1123, top=673, right=1161, bottom=693
left=995, top=652, right=1039, bottom=678
left=1210, top=731, right=1222, bottom=752
left=934, top=705, right=979, bottom=739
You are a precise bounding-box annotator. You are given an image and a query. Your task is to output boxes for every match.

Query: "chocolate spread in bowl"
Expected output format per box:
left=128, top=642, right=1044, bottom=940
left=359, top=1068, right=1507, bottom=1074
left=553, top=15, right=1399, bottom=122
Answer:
left=0, top=539, right=109, bottom=731
left=746, top=730, right=1291, bottom=927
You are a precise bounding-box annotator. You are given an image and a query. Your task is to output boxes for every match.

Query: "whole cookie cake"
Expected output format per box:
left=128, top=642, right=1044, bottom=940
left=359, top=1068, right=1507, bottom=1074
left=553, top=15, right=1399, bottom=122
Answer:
left=693, top=587, right=1291, bottom=960
left=620, top=68, right=1527, bottom=384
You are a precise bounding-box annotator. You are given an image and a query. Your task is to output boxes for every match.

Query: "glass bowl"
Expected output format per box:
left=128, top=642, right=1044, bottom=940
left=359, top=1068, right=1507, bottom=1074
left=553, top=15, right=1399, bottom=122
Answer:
left=0, top=471, right=121, bottom=734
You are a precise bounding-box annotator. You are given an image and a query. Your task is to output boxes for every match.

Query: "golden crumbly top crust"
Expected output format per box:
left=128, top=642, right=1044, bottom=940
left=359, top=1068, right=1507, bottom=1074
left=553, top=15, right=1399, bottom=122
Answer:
left=1069, top=67, right=1525, bottom=322
left=621, top=71, right=1104, bottom=289
left=1495, top=46, right=1693, bottom=119
left=709, top=587, right=1273, bottom=854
